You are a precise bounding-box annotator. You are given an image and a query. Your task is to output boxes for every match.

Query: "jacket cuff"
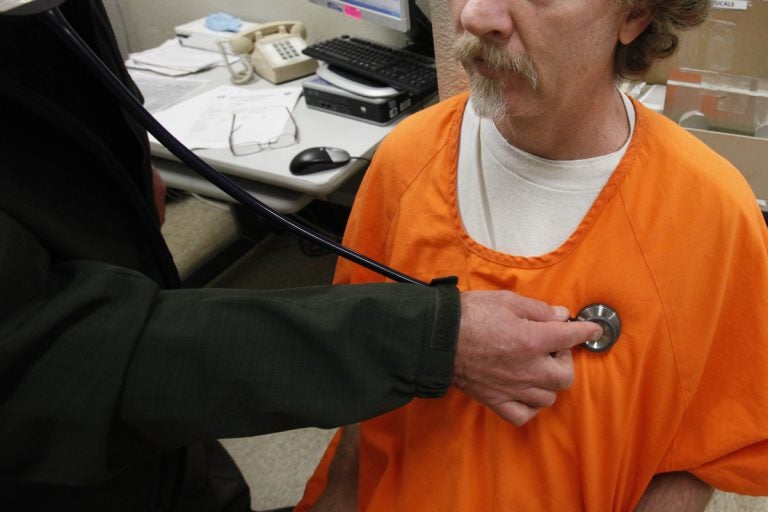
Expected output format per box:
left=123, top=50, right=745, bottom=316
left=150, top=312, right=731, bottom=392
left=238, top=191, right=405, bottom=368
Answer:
left=414, top=283, right=460, bottom=398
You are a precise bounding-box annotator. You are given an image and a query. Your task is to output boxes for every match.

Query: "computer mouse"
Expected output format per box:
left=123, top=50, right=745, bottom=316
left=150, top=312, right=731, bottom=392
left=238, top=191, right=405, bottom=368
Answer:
left=289, top=147, right=351, bottom=175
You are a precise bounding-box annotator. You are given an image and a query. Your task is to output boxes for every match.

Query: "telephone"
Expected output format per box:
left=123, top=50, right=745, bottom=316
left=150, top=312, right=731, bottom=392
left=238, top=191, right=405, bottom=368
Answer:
left=228, top=21, right=317, bottom=85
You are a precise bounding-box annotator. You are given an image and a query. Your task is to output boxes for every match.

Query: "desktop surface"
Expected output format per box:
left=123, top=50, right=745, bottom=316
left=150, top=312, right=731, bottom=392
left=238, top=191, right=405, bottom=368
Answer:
left=145, top=65, right=398, bottom=199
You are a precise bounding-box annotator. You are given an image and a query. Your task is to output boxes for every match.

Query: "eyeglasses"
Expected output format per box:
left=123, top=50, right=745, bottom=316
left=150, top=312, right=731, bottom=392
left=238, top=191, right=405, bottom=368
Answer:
left=228, top=107, right=299, bottom=156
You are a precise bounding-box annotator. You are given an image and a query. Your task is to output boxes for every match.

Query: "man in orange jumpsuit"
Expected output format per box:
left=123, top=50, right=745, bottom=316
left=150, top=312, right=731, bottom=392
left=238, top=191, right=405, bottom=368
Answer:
left=297, top=0, right=768, bottom=509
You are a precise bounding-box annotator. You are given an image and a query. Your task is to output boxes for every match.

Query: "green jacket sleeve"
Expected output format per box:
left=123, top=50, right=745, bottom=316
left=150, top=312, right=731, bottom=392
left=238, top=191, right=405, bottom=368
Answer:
left=0, top=212, right=459, bottom=486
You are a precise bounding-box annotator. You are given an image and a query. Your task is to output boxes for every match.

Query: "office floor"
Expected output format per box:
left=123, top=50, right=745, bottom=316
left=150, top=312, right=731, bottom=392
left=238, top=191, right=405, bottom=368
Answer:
left=162, top=193, right=340, bottom=510
left=162, top=194, right=768, bottom=511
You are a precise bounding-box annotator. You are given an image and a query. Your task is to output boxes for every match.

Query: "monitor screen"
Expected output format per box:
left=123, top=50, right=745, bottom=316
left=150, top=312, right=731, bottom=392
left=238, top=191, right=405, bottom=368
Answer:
left=307, top=0, right=411, bottom=33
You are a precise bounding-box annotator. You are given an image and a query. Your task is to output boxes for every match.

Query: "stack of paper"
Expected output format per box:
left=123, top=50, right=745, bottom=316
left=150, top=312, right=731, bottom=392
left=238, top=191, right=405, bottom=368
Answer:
left=129, top=71, right=209, bottom=113
left=126, top=39, right=227, bottom=77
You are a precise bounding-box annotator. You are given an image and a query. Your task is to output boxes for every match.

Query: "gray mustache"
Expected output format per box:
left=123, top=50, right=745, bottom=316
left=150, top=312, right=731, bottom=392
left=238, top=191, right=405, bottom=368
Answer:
left=452, top=33, right=538, bottom=87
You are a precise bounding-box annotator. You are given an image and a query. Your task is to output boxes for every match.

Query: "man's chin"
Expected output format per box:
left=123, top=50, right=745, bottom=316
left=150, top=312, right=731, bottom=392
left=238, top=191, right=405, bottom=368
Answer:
left=469, top=83, right=543, bottom=121
left=469, top=93, right=508, bottom=121
left=465, top=74, right=505, bottom=119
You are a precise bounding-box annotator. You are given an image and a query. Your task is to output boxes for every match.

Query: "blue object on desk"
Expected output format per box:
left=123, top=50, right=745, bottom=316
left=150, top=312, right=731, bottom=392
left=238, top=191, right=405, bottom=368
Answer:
left=205, top=12, right=242, bottom=32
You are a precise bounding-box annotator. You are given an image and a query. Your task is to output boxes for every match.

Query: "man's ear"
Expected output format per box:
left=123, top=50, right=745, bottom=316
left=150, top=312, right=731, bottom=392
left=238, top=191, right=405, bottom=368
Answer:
left=619, top=7, right=653, bottom=45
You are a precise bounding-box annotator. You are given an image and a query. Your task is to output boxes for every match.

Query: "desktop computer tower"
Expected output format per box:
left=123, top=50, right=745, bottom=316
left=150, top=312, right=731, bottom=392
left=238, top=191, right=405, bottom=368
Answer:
left=302, top=76, right=434, bottom=126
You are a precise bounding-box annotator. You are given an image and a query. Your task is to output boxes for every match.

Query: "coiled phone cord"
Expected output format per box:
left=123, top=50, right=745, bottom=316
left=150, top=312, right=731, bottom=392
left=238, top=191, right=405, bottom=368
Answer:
left=39, top=7, right=433, bottom=287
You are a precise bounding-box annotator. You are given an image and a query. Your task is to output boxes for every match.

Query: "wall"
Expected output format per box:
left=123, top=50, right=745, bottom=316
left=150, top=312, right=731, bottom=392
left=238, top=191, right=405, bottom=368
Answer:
left=428, top=0, right=468, bottom=100
left=102, top=0, right=428, bottom=57
left=646, top=1, right=768, bottom=84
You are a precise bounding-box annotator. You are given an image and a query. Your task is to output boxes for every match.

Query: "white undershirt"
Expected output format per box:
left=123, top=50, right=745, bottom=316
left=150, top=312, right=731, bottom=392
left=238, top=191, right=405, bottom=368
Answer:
left=457, top=91, right=636, bottom=256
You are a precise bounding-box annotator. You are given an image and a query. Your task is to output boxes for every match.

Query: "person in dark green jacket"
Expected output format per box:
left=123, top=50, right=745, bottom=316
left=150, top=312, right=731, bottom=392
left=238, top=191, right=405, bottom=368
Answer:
left=0, top=1, right=600, bottom=510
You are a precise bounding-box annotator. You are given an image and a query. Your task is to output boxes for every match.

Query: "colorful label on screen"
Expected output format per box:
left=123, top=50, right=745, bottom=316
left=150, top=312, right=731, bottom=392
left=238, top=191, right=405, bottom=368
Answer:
left=344, top=5, right=363, bottom=19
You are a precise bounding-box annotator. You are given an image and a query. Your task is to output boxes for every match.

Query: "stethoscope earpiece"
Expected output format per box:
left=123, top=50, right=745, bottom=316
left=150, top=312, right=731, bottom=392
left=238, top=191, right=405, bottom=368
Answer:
left=575, top=304, right=621, bottom=352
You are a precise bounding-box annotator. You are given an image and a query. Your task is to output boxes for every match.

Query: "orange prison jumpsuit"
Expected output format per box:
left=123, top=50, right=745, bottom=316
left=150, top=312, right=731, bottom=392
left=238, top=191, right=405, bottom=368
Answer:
left=297, top=93, right=768, bottom=511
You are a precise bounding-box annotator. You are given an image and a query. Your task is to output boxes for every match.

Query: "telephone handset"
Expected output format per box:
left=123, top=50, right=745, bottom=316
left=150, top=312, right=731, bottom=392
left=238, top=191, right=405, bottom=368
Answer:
left=229, top=21, right=317, bottom=85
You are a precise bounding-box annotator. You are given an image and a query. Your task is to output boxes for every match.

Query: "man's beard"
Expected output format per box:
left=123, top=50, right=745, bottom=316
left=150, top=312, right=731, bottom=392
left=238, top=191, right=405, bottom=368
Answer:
left=452, top=33, right=538, bottom=121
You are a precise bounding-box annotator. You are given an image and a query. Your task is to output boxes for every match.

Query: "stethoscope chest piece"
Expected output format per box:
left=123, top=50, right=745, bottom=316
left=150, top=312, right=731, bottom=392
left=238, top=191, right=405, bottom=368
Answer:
left=577, top=304, right=621, bottom=352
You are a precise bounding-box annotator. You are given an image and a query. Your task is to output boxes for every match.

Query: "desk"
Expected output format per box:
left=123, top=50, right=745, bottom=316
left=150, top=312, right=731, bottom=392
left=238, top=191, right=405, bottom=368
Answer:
left=140, top=65, right=412, bottom=284
left=146, top=66, right=401, bottom=213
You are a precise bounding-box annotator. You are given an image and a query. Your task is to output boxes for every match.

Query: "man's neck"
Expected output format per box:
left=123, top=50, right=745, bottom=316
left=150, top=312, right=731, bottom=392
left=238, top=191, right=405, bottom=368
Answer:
left=494, top=84, right=628, bottom=161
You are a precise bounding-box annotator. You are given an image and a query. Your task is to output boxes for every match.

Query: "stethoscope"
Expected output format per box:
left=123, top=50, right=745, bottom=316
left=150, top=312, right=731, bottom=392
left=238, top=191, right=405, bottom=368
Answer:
left=2, top=0, right=622, bottom=352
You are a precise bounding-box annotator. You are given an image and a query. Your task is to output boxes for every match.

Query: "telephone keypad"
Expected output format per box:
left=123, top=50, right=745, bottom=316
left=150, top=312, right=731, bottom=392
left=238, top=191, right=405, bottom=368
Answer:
left=274, top=40, right=300, bottom=61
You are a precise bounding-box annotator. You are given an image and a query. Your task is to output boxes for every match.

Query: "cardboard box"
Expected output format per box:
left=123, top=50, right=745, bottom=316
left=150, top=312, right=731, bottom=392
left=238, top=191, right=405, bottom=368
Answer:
left=685, top=128, right=768, bottom=200
left=641, top=3, right=768, bottom=201
left=646, top=0, right=768, bottom=84
left=664, top=67, right=768, bottom=137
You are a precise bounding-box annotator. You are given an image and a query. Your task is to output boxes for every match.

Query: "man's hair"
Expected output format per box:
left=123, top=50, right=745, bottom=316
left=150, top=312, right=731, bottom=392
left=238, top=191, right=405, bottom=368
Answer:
left=615, top=0, right=710, bottom=79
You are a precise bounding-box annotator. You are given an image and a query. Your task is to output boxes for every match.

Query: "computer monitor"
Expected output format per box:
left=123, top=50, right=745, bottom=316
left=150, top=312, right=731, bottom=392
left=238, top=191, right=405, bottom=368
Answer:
left=307, top=0, right=411, bottom=33
left=307, top=0, right=433, bottom=54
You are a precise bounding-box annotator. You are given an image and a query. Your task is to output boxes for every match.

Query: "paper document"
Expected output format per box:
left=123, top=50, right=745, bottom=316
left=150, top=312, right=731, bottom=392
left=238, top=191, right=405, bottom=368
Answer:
left=152, top=85, right=303, bottom=150
left=126, top=39, right=233, bottom=76
left=129, top=71, right=209, bottom=113
left=229, top=107, right=296, bottom=154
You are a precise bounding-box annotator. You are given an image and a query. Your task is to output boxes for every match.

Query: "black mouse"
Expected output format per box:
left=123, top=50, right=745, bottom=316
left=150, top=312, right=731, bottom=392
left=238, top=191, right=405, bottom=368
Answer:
left=289, top=147, right=351, bottom=175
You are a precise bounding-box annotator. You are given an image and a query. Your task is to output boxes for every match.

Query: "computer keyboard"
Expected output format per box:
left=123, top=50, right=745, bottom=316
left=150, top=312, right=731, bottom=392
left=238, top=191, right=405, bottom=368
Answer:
left=302, top=35, right=437, bottom=97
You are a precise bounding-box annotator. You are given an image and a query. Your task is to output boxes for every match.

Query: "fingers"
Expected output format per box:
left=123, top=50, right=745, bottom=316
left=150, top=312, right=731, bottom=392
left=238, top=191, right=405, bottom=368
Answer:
left=497, top=292, right=605, bottom=349
left=490, top=401, right=539, bottom=426
left=460, top=289, right=603, bottom=354
left=501, top=291, right=564, bottom=322
left=489, top=381, right=568, bottom=426
left=524, top=316, right=603, bottom=354
left=544, top=349, right=575, bottom=390
left=489, top=395, right=570, bottom=426
left=455, top=290, right=606, bottom=427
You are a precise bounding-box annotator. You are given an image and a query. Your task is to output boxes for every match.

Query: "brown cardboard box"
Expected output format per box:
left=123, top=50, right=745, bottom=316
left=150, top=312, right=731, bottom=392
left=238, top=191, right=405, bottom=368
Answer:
left=685, top=128, right=768, bottom=200
left=646, top=0, right=768, bottom=84
left=643, top=2, right=768, bottom=201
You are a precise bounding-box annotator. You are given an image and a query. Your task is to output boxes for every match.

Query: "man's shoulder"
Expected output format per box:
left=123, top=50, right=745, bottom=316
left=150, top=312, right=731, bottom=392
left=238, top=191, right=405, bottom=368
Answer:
left=380, top=92, right=469, bottom=151
left=633, top=100, right=755, bottom=205
left=624, top=100, right=764, bottom=276
left=365, top=92, right=467, bottom=186
left=635, top=101, right=732, bottom=171
left=354, top=93, right=467, bottom=219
